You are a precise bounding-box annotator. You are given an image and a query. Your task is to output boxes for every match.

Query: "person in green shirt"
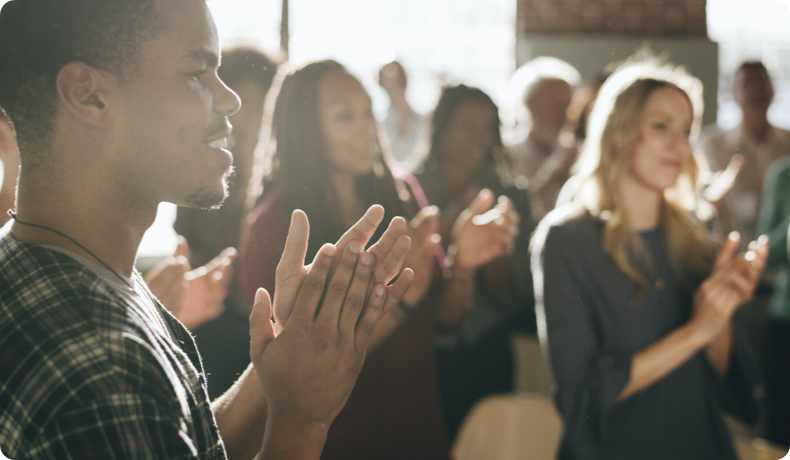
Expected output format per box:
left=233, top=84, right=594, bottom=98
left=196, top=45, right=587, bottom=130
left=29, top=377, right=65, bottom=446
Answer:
left=756, top=156, right=790, bottom=448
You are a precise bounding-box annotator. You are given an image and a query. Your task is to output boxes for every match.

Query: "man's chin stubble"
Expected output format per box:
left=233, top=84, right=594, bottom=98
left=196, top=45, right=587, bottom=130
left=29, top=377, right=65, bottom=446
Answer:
left=183, top=167, right=234, bottom=210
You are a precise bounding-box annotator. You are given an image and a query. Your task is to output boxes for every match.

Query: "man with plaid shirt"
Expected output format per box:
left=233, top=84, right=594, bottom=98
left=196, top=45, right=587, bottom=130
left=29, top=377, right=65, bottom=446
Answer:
left=0, top=0, right=413, bottom=458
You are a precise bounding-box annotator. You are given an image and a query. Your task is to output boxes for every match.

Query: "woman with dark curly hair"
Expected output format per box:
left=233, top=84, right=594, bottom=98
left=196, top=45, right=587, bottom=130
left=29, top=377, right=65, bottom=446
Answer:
left=239, top=60, right=517, bottom=459
left=414, top=84, right=538, bottom=441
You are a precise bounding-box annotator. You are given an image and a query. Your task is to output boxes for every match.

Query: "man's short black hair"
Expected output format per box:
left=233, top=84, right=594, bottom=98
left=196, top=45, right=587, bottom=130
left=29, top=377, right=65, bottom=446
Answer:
left=0, top=0, right=161, bottom=161
left=734, top=61, right=773, bottom=95
left=738, top=60, right=769, bottom=76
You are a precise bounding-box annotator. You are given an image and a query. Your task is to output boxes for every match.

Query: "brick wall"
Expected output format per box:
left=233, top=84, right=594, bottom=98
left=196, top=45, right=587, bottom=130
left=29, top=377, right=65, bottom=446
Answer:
left=517, top=0, right=707, bottom=35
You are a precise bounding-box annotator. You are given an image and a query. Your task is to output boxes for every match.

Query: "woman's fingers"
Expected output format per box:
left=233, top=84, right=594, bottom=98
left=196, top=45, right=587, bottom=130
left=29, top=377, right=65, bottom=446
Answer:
left=693, top=235, right=768, bottom=345
left=410, top=206, right=439, bottom=236
left=468, top=189, right=494, bottom=216
left=701, top=252, right=764, bottom=316
left=174, top=235, right=189, bottom=259
left=372, top=235, right=411, bottom=286
left=723, top=261, right=757, bottom=300
left=381, top=268, right=414, bottom=316
left=746, top=235, right=769, bottom=273
left=713, top=232, right=741, bottom=271
left=197, top=246, right=237, bottom=276
left=352, top=268, right=416, bottom=353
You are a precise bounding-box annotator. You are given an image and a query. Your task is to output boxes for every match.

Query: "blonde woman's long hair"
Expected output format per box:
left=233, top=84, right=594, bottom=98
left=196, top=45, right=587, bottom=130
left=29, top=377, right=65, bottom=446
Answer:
left=573, top=60, right=716, bottom=292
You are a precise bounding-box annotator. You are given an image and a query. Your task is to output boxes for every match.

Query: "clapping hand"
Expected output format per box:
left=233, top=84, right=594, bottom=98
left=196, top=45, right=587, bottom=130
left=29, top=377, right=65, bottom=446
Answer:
left=449, top=189, right=520, bottom=271
left=691, top=232, right=768, bottom=343
left=145, top=237, right=236, bottom=329
left=401, top=205, right=441, bottom=306
left=249, top=207, right=413, bottom=444
left=180, top=246, right=236, bottom=329
left=704, top=154, right=745, bottom=210
left=268, top=205, right=413, bottom=334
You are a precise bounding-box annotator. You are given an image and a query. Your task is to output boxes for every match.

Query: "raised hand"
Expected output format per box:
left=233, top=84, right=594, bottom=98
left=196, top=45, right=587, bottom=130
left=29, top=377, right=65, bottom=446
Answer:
left=704, top=154, right=745, bottom=210
left=144, top=236, right=190, bottom=313
left=271, top=206, right=410, bottom=334
left=449, top=189, right=520, bottom=271
left=690, top=232, right=768, bottom=344
left=144, top=237, right=236, bottom=329
left=249, top=230, right=414, bottom=457
left=179, top=246, right=236, bottom=329
left=401, top=205, right=441, bottom=305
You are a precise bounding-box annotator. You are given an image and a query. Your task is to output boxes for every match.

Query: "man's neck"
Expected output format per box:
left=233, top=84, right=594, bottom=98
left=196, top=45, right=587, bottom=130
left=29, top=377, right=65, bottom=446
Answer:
left=527, top=130, right=557, bottom=156
left=741, top=110, right=771, bottom=142
left=388, top=91, right=409, bottom=114
left=11, top=170, right=157, bottom=278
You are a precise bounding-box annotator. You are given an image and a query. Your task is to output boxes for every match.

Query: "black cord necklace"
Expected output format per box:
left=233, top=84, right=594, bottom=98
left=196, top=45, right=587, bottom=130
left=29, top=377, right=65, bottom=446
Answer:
left=8, top=210, right=133, bottom=289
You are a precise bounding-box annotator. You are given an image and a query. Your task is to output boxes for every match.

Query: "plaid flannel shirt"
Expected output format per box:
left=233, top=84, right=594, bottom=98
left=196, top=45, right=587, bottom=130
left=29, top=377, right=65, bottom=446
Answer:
left=0, top=225, right=227, bottom=459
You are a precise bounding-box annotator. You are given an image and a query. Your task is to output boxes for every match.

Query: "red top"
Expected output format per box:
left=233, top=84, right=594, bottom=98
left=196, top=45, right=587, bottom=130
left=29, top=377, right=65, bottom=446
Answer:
left=239, top=177, right=451, bottom=460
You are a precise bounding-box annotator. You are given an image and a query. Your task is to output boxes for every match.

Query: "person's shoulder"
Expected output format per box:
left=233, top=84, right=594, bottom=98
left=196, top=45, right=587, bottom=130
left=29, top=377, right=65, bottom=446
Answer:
left=765, top=155, right=790, bottom=182
left=0, top=226, right=108, bottom=312
left=697, top=124, right=737, bottom=168
left=532, top=203, right=598, bottom=254
left=0, top=230, right=152, bottom=449
left=0, top=226, right=184, bottom=376
left=698, top=123, right=729, bottom=143
left=772, top=125, right=790, bottom=143
left=0, top=228, right=148, bottom=367
left=769, top=154, right=790, bottom=169
left=538, top=202, right=596, bottom=235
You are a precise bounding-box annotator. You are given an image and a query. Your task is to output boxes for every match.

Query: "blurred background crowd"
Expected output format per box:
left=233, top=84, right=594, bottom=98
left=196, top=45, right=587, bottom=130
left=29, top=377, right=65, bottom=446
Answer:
left=1, top=0, right=789, bottom=458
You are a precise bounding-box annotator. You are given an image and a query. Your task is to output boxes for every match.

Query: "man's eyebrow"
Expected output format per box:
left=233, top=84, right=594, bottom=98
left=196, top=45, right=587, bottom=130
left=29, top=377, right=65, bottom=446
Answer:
left=182, top=48, right=219, bottom=67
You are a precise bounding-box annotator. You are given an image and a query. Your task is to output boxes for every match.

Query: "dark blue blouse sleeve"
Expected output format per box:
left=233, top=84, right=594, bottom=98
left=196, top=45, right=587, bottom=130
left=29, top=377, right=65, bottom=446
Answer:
left=531, top=220, right=632, bottom=460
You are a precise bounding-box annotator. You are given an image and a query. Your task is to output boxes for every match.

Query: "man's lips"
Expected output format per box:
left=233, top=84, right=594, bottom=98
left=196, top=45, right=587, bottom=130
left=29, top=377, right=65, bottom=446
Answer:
left=204, top=135, right=233, bottom=168
left=207, top=137, right=228, bottom=149
left=204, top=119, right=233, bottom=145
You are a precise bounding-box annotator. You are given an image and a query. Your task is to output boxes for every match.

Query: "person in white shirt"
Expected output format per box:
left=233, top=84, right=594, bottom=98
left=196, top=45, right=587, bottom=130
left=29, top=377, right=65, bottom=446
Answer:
left=699, top=61, right=790, bottom=248
left=504, top=57, right=581, bottom=220
left=379, top=60, right=425, bottom=168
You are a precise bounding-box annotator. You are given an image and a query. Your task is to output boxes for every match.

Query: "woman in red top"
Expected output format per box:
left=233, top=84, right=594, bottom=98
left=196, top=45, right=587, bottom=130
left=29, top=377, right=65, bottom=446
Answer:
left=239, top=60, right=517, bottom=459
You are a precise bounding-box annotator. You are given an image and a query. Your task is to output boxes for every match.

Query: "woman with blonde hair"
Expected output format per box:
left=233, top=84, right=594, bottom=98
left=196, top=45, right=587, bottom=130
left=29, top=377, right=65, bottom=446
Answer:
left=531, top=60, right=768, bottom=459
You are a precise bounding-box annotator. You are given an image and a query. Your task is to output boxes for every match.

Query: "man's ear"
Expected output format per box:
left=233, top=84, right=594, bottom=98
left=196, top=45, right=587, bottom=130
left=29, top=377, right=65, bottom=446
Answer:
left=56, top=61, right=112, bottom=128
left=0, top=117, right=16, bottom=155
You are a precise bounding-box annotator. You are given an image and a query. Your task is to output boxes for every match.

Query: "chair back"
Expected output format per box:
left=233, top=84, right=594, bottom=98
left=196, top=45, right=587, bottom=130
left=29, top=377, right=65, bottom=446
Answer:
left=453, top=393, right=563, bottom=460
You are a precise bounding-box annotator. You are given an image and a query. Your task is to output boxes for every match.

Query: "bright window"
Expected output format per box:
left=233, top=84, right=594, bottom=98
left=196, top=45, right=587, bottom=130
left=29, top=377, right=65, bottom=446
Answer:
left=708, top=0, right=790, bottom=129
left=2, top=0, right=786, bottom=257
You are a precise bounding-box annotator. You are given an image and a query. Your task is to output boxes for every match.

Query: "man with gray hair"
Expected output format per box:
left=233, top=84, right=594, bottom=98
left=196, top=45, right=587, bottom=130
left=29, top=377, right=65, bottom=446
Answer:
left=505, top=57, right=581, bottom=220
